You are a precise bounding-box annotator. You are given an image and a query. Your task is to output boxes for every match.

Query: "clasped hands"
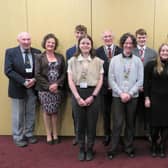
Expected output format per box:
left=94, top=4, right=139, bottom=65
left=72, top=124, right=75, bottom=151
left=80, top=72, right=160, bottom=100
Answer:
left=49, top=83, right=58, bottom=93
left=77, top=96, right=94, bottom=107
left=120, top=92, right=131, bottom=103
left=24, top=78, right=36, bottom=88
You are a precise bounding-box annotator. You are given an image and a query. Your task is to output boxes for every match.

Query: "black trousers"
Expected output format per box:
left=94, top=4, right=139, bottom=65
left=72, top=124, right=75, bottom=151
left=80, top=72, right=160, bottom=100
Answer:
left=136, top=92, right=150, bottom=131
left=151, top=127, right=168, bottom=145
left=72, top=87, right=99, bottom=149
left=110, top=97, right=137, bottom=153
left=101, top=90, right=112, bottom=136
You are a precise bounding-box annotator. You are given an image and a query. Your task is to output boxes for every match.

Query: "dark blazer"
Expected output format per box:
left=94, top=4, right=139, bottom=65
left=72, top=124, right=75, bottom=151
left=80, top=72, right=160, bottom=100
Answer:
left=35, top=52, right=66, bottom=91
left=4, top=46, right=41, bottom=98
left=132, top=47, right=157, bottom=67
left=66, top=45, right=76, bottom=61
left=96, top=45, right=122, bottom=94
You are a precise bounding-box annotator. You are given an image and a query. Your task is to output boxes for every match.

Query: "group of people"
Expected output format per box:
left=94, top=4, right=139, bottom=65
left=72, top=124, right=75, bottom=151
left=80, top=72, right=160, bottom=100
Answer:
left=4, top=25, right=168, bottom=162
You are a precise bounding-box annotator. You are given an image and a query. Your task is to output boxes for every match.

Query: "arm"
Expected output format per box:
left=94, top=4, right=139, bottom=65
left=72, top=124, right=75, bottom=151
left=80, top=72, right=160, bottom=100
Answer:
left=144, top=61, right=154, bottom=108
left=67, top=72, right=86, bottom=106
left=128, top=59, right=144, bottom=97
left=108, top=58, right=122, bottom=96
left=4, top=49, right=26, bottom=85
left=85, top=73, right=103, bottom=105
left=55, top=54, right=66, bottom=87
left=35, top=54, right=49, bottom=90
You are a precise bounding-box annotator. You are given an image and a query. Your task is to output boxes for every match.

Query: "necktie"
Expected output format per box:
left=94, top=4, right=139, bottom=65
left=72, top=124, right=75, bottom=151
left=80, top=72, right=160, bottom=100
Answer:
left=139, top=48, right=144, bottom=62
left=108, top=47, right=112, bottom=58
left=24, top=49, right=31, bottom=68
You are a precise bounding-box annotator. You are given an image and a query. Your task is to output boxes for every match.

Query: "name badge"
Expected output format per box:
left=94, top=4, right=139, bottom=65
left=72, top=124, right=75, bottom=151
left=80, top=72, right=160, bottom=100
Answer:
left=80, top=82, right=88, bottom=88
left=26, top=68, right=33, bottom=73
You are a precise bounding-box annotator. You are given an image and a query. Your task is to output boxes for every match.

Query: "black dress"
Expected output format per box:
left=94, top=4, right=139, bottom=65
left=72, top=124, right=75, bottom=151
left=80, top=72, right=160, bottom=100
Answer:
left=144, top=60, right=168, bottom=127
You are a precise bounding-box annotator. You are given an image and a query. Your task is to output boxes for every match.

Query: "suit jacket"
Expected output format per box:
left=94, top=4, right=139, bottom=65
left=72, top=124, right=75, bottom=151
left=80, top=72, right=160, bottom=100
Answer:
left=66, top=45, right=76, bottom=61
left=35, top=52, right=66, bottom=91
left=132, top=47, right=157, bottom=67
left=4, top=46, right=41, bottom=98
left=96, top=45, right=123, bottom=94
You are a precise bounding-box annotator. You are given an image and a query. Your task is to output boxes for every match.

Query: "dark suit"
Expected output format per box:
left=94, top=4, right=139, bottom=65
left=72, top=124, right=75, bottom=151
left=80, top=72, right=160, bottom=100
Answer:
left=5, top=46, right=41, bottom=98
left=132, top=47, right=157, bottom=135
left=4, top=46, right=41, bottom=142
left=96, top=45, right=122, bottom=138
left=66, top=45, right=76, bottom=60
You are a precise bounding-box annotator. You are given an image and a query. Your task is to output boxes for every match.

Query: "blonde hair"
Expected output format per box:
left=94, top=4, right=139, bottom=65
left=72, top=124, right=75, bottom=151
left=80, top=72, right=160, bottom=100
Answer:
left=155, top=43, right=168, bottom=74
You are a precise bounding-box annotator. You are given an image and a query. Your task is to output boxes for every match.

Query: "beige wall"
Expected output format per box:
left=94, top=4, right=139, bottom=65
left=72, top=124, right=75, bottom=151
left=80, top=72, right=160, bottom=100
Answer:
left=0, top=0, right=168, bottom=135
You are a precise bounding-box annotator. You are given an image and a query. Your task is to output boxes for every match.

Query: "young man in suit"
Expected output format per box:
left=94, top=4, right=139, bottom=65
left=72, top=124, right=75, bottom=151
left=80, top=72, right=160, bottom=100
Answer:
left=132, top=28, right=157, bottom=141
left=66, top=25, right=87, bottom=145
left=66, top=24, right=87, bottom=60
left=4, top=32, right=41, bottom=147
left=96, top=30, right=122, bottom=146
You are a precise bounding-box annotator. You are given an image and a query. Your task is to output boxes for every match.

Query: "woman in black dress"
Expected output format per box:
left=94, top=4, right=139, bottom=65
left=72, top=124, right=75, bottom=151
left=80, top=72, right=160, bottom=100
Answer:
left=35, top=34, right=65, bottom=144
left=144, top=43, right=168, bottom=158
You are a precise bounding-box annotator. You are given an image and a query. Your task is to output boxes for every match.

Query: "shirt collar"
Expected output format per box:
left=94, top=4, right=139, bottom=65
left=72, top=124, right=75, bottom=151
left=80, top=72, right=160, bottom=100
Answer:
left=20, top=46, right=30, bottom=54
left=122, top=53, right=133, bottom=58
left=77, top=54, right=92, bottom=61
left=137, top=45, right=146, bottom=50
left=105, top=44, right=114, bottom=50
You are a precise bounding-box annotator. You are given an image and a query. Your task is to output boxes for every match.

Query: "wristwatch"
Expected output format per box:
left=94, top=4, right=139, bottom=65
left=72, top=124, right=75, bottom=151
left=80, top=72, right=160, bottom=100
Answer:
left=92, top=94, right=97, bottom=99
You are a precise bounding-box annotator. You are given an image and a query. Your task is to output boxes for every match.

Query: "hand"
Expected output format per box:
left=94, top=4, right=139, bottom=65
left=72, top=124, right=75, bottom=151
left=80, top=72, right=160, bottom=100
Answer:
left=145, top=97, right=151, bottom=108
left=120, top=93, right=131, bottom=103
left=139, top=87, right=144, bottom=92
left=84, top=96, right=94, bottom=106
left=77, top=97, right=87, bottom=106
left=49, top=83, right=58, bottom=93
left=25, top=78, right=36, bottom=88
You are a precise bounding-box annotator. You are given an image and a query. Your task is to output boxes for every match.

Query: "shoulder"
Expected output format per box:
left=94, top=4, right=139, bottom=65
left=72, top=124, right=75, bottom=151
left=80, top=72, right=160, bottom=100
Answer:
left=66, top=45, right=76, bottom=54
left=112, top=53, right=122, bottom=61
left=55, top=52, right=65, bottom=61
left=68, top=56, right=76, bottom=64
left=30, top=47, right=41, bottom=54
left=146, top=47, right=157, bottom=54
left=93, top=56, right=104, bottom=63
left=96, top=46, right=104, bottom=52
left=132, top=54, right=143, bottom=63
left=146, top=60, right=156, bottom=67
left=5, top=46, right=19, bottom=54
left=114, top=45, right=123, bottom=52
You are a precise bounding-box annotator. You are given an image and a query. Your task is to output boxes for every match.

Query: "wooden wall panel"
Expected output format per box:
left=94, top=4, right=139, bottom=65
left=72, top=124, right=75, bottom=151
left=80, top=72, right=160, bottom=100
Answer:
left=154, top=0, right=168, bottom=50
left=0, top=0, right=27, bottom=134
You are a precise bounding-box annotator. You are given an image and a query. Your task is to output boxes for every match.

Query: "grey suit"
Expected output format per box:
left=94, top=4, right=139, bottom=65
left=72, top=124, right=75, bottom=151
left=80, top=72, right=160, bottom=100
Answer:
left=132, top=46, right=157, bottom=135
left=132, top=47, right=157, bottom=67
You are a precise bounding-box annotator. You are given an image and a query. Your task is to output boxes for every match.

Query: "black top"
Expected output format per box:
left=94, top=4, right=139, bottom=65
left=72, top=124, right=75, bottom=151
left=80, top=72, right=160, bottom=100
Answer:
left=144, top=60, right=168, bottom=97
left=144, top=60, right=168, bottom=126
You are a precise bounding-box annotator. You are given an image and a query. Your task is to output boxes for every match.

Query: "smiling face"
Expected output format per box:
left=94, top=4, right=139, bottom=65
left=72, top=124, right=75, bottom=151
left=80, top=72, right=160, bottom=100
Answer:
left=45, top=38, right=56, bottom=52
left=159, top=44, right=168, bottom=61
left=136, top=34, right=147, bottom=47
left=123, top=37, right=134, bottom=56
left=17, top=32, right=31, bottom=49
left=102, top=31, right=113, bottom=46
left=79, top=37, right=92, bottom=55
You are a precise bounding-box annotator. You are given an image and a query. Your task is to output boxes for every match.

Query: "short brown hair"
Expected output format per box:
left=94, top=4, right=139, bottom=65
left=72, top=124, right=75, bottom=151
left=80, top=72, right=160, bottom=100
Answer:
left=135, top=28, right=147, bottom=36
left=75, top=25, right=87, bottom=33
left=41, top=33, right=58, bottom=50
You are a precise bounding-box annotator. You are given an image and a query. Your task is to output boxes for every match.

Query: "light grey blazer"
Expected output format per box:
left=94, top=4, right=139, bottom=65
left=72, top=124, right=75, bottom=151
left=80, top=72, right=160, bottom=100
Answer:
left=132, top=47, right=157, bottom=67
